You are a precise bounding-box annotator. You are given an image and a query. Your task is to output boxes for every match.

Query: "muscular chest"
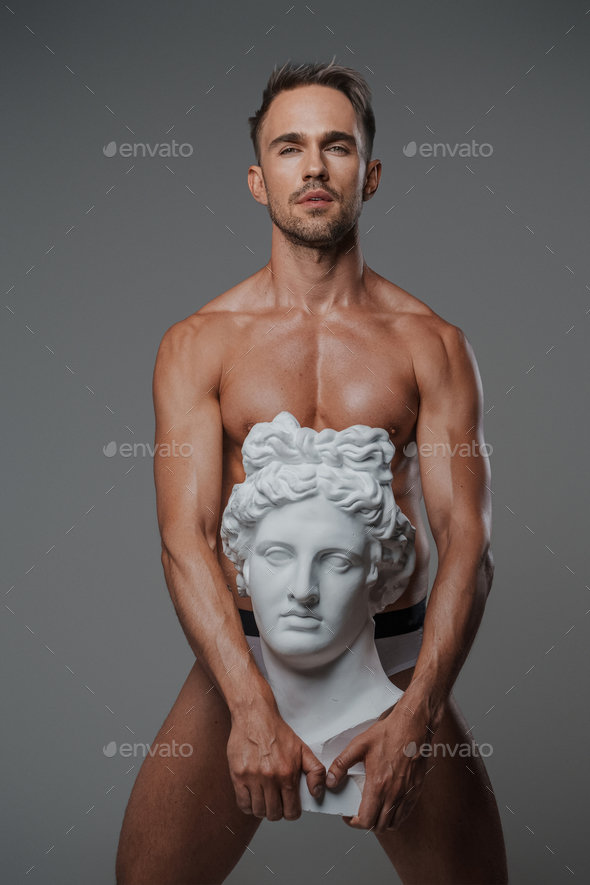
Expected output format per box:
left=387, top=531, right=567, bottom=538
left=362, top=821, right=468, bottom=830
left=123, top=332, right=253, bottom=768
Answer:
left=219, top=314, right=419, bottom=452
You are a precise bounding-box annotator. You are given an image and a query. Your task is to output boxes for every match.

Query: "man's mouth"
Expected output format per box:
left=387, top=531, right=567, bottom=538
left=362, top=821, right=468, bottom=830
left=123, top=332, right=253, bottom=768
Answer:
left=297, top=189, right=334, bottom=205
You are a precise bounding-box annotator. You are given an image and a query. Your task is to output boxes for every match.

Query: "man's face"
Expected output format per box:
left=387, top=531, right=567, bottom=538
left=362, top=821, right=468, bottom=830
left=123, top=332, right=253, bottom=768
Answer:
left=248, top=84, right=380, bottom=249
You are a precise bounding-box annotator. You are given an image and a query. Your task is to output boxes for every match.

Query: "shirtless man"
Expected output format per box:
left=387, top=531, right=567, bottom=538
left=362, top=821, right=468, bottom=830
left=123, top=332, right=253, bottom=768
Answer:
left=116, top=61, right=508, bottom=884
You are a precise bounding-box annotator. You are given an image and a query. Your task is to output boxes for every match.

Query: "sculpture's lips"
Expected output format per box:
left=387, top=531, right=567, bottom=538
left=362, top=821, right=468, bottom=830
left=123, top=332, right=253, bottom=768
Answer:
left=282, top=611, right=321, bottom=621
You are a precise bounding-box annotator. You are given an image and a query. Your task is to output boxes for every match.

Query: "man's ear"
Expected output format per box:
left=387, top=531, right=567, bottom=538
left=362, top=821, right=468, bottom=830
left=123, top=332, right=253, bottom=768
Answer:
left=362, top=158, right=382, bottom=202
left=248, top=165, right=268, bottom=205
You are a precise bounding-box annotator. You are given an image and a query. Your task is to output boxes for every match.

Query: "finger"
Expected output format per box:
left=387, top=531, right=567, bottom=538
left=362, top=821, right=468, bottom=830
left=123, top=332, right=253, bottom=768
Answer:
left=387, top=796, right=415, bottom=830
left=327, top=738, right=366, bottom=788
left=374, top=798, right=398, bottom=834
left=341, top=814, right=372, bottom=830
left=280, top=779, right=302, bottom=821
left=262, top=781, right=284, bottom=822
left=249, top=783, right=266, bottom=819
left=387, top=807, right=406, bottom=830
left=233, top=782, right=253, bottom=816
left=386, top=777, right=423, bottom=830
left=348, top=780, right=382, bottom=830
left=300, top=744, right=326, bottom=799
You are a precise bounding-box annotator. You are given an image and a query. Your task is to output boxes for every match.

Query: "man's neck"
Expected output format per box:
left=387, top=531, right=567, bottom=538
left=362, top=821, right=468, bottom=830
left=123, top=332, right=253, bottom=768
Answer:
left=263, top=224, right=372, bottom=313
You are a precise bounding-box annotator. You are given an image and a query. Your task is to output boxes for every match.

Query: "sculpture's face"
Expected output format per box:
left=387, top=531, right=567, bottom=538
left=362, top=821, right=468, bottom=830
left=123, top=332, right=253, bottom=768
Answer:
left=243, top=493, right=375, bottom=667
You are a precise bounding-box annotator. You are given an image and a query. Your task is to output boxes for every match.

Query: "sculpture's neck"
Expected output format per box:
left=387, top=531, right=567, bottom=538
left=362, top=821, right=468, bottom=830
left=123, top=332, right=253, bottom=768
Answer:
left=260, top=619, right=403, bottom=745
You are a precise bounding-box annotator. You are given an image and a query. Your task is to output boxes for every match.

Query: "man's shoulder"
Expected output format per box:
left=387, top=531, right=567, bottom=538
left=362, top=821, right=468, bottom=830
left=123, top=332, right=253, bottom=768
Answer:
left=374, top=273, right=466, bottom=350
left=159, top=273, right=262, bottom=352
left=197, top=272, right=263, bottom=317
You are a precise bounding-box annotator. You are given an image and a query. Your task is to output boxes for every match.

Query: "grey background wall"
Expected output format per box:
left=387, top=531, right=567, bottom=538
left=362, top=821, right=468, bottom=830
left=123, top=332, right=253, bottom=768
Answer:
left=1, top=1, right=588, bottom=882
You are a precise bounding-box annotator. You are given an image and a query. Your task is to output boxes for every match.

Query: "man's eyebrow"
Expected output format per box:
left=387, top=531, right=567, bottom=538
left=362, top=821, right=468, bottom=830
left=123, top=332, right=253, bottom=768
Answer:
left=267, top=130, right=357, bottom=150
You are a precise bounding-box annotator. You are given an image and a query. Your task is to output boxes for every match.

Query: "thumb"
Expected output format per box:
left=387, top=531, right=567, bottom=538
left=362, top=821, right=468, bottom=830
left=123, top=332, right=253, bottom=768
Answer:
left=327, top=738, right=367, bottom=788
left=300, top=743, right=327, bottom=799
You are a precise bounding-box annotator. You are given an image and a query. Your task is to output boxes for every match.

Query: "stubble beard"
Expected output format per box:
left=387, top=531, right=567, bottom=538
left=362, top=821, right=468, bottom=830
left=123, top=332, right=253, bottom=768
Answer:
left=265, top=184, right=363, bottom=250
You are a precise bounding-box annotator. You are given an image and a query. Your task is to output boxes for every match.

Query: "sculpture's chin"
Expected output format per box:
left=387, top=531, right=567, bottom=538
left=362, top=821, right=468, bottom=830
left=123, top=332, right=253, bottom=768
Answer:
left=264, top=638, right=333, bottom=669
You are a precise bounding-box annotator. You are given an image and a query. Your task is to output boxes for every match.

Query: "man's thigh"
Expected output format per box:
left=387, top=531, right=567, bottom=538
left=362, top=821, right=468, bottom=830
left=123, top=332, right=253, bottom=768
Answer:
left=374, top=668, right=508, bottom=885
left=116, top=658, right=262, bottom=885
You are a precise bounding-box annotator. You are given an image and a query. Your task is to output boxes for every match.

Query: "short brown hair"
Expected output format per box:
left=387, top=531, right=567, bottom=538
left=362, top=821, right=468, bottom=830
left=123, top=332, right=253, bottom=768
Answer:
left=248, top=59, right=376, bottom=165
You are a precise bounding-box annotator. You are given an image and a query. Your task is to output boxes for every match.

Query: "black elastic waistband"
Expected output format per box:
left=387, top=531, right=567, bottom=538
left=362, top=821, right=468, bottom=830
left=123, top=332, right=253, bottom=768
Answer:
left=238, top=597, right=426, bottom=639
left=373, top=597, right=426, bottom=637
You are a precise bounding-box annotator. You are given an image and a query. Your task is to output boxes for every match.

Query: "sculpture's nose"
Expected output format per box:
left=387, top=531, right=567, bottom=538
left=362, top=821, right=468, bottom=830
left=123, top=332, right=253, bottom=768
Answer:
left=288, top=558, right=319, bottom=604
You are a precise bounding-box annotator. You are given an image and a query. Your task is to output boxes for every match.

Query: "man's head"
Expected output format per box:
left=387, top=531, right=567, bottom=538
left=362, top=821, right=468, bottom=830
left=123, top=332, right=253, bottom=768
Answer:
left=249, top=60, right=376, bottom=166
left=247, top=61, right=381, bottom=249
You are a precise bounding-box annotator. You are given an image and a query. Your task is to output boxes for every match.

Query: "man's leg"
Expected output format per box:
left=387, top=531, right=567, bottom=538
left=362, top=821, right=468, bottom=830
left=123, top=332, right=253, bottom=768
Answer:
left=115, top=657, right=262, bottom=885
left=374, top=668, right=508, bottom=885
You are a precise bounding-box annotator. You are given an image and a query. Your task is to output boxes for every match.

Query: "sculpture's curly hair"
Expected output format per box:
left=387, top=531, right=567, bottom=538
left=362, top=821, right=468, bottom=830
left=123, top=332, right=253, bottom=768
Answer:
left=220, top=412, right=416, bottom=616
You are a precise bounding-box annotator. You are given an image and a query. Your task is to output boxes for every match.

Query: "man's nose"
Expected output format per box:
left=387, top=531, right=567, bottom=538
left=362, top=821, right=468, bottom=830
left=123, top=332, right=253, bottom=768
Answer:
left=302, top=147, right=328, bottom=180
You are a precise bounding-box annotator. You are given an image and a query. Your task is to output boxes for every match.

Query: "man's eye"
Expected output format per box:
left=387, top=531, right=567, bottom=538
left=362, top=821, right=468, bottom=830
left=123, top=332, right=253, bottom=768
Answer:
left=279, top=146, right=347, bottom=155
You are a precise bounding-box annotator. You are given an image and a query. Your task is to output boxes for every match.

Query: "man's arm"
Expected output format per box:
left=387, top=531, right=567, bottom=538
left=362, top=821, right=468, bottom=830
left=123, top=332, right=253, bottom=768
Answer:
left=153, top=317, right=273, bottom=711
left=403, top=321, right=493, bottom=729
left=326, top=321, right=493, bottom=831
left=153, top=316, right=326, bottom=819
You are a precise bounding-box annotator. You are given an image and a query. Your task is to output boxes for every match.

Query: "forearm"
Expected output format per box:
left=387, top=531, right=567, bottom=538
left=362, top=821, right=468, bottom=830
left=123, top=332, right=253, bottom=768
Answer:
left=403, top=533, right=493, bottom=730
left=161, top=531, right=278, bottom=717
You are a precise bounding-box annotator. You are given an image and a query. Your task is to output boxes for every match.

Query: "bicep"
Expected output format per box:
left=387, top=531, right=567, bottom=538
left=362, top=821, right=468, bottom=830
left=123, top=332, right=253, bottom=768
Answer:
left=415, top=326, right=491, bottom=553
left=152, top=321, right=223, bottom=557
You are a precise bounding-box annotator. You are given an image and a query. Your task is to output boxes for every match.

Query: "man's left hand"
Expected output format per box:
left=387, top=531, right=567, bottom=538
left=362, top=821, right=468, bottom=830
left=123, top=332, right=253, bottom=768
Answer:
left=325, top=700, right=433, bottom=833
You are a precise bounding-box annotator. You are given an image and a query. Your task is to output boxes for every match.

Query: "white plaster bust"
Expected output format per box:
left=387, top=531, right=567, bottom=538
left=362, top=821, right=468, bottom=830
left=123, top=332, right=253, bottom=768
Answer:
left=220, top=411, right=416, bottom=815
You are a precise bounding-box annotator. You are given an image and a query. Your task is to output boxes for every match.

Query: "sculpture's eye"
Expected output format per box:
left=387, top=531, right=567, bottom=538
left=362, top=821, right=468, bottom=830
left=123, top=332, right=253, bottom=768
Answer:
left=265, top=547, right=293, bottom=566
left=322, top=553, right=353, bottom=571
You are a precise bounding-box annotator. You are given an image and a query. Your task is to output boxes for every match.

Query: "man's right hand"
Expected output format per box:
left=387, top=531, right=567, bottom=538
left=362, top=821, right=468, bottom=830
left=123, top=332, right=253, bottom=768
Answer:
left=227, top=702, right=326, bottom=821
